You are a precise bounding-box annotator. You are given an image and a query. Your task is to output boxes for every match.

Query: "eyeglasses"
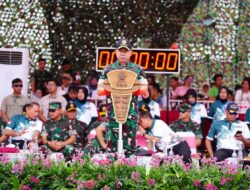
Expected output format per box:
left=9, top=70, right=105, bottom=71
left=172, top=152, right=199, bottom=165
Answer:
left=13, top=84, right=23, bottom=88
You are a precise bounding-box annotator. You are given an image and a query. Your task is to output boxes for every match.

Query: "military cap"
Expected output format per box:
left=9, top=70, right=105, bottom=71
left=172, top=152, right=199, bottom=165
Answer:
left=66, top=102, right=77, bottom=112
left=179, top=104, right=192, bottom=113
left=115, top=38, right=132, bottom=50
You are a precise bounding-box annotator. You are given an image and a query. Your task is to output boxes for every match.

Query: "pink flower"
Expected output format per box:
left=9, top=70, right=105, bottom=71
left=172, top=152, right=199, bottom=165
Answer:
left=42, top=159, right=52, bottom=168
left=184, top=163, right=191, bottom=171
left=20, top=185, right=31, bottom=190
left=148, top=178, right=156, bottom=187
left=220, top=176, right=227, bottom=185
left=150, top=155, right=162, bottom=167
left=193, top=179, right=200, bottom=187
left=205, top=183, right=218, bottom=190
left=32, top=158, right=39, bottom=165
left=115, top=180, right=122, bottom=189
left=93, top=158, right=111, bottom=166
left=131, top=171, right=141, bottom=183
left=97, top=173, right=106, bottom=180
left=103, top=185, right=110, bottom=190
left=119, top=157, right=137, bottom=166
left=11, top=163, right=24, bottom=174
left=0, top=154, right=10, bottom=164
left=82, top=179, right=96, bottom=190
left=30, top=176, right=40, bottom=184
left=98, top=173, right=102, bottom=180
left=71, top=149, right=85, bottom=164
left=68, top=182, right=72, bottom=186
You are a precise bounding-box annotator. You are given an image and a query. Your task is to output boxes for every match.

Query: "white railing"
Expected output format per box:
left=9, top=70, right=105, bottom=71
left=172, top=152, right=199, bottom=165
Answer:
left=169, top=100, right=213, bottom=110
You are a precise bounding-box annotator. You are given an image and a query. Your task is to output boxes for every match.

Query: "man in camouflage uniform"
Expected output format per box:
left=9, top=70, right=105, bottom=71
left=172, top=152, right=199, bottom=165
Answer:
left=0, top=116, right=6, bottom=137
left=169, top=104, right=203, bottom=148
left=97, top=38, right=148, bottom=156
left=0, top=116, right=3, bottom=135
left=84, top=104, right=108, bottom=155
left=64, top=102, right=89, bottom=150
left=41, top=102, right=76, bottom=159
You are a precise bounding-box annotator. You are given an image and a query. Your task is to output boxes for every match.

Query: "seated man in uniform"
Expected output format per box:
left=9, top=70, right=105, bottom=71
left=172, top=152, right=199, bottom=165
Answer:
left=2, top=102, right=42, bottom=149
left=0, top=115, right=6, bottom=141
left=170, top=104, right=203, bottom=148
left=41, top=102, right=76, bottom=159
left=84, top=104, right=108, bottom=155
left=64, top=102, right=89, bottom=150
left=138, top=111, right=192, bottom=163
left=206, top=102, right=250, bottom=162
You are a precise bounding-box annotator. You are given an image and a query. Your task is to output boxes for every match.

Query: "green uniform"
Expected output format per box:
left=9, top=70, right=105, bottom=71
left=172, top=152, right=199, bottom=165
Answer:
left=0, top=117, right=2, bottom=136
left=42, top=117, right=77, bottom=159
left=169, top=119, right=202, bottom=139
left=100, top=61, right=146, bottom=156
left=84, top=121, right=107, bottom=155
left=70, top=118, right=89, bottom=150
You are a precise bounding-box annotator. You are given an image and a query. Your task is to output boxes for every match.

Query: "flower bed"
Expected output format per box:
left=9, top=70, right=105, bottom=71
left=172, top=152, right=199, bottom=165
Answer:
left=0, top=153, right=249, bottom=190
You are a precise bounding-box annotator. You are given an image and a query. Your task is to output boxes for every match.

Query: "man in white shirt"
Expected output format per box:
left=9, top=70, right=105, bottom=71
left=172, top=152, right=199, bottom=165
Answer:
left=3, top=102, right=42, bottom=149
left=138, top=111, right=192, bottom=163
left=40, top=79, right=67, bottom=122
left=206, top=102, right=250, bottom=161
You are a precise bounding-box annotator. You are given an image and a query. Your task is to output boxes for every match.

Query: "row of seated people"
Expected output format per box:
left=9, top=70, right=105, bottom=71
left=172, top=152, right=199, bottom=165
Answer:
left=162, top=87, right=250, bottom=124
left=0, top=78, right=160, bottom=128
left=0, top=99, right=250, bottom=164
left=3, top=78, right=250, bottom=134
left=0, top=102, right=88, bottom=159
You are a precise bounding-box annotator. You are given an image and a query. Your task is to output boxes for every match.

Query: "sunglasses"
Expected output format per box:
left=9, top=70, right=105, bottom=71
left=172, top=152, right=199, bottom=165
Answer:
left=229, top=112, right=238, bottom=116
left=13, top=84, right=23, bottom=88
left=48, top=109, right=57, bottom=112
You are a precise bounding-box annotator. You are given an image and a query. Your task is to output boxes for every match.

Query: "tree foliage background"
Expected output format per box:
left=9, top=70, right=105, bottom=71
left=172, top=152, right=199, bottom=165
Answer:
left=0, top=0, right=249, bottom=88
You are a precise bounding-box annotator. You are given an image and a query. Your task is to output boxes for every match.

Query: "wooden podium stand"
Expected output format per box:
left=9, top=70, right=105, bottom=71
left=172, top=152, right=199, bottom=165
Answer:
left=99, top=69, right=146, bottom=154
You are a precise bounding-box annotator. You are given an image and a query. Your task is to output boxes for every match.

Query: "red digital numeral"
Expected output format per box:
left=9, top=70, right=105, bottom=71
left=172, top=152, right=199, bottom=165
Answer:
left=98, top=51, right=110, bottom=69
left=155, top=53, right=166, bottom=70
left=166, top=53, right=178, bottom=70
left=131, top=52, right=138, bottom=63
left=138, top=52, right=149, bottom=69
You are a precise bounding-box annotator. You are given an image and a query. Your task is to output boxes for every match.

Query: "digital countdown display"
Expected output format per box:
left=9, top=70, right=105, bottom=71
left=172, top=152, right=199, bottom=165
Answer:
left=96, top=47, right=180, bottom=74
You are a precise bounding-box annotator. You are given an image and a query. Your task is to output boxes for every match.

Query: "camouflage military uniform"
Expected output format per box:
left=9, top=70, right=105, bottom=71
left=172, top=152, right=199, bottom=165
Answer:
left=69, top=119, right=89, bottom=150
left=42, top=117, right=77, bottom=158
left=0, top=117, right=3, bottom=135
left=84, top=121, right=108, bottom=155
left=99, top=61, right=146, bottom=156
left=169, top=119, right=202, bottom=139
left=0, top=116, right=6, bottom=136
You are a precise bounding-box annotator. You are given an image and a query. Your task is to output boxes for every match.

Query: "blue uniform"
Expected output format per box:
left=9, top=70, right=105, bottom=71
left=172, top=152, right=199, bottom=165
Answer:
left=207, top=119, right=250, bottom=150
left=6, top=115, right=42, bottom=141
left=208, top=100, right=228, bottom=121
left=245, top=108, right=250, bottom=122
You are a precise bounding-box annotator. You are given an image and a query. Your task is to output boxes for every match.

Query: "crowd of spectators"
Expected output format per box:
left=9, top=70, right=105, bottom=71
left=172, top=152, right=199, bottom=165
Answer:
left=0, top=58, right=250, bottom=163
